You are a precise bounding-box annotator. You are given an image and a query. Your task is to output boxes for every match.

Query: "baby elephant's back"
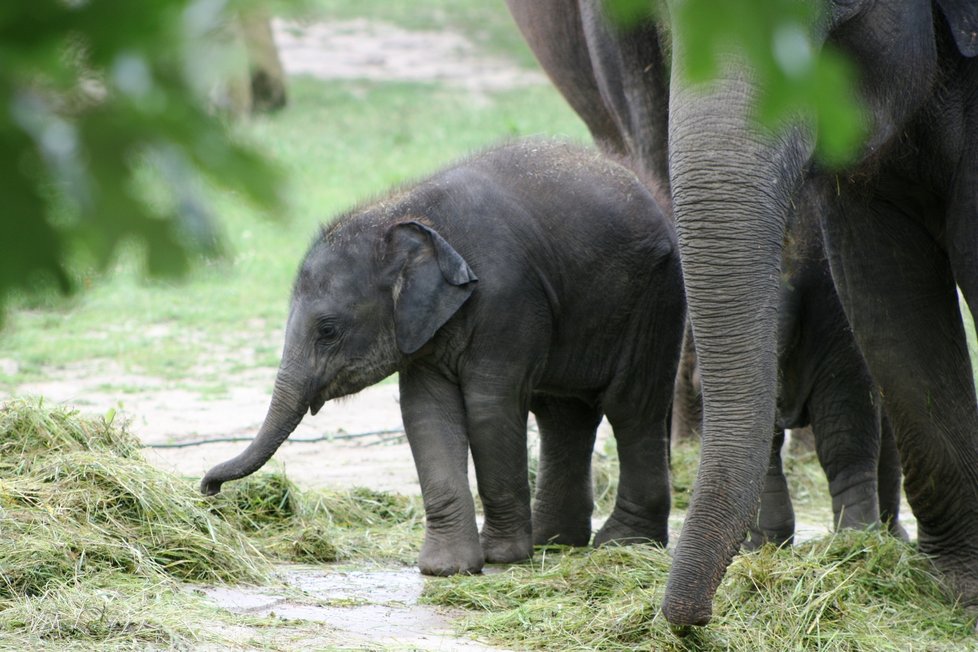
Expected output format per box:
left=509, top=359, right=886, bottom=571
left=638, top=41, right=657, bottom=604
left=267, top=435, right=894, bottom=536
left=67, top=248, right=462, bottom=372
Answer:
left=474, top=141, right=675, bottom=305
left=430, top=141, right=680, bottom=386
left=437, top=140, right=675, bottom=277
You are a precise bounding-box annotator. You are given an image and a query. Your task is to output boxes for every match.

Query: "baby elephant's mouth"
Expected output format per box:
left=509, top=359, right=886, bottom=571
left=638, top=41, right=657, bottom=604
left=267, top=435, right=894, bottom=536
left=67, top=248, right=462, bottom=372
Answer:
left=309, top=389, right=328, bottom=416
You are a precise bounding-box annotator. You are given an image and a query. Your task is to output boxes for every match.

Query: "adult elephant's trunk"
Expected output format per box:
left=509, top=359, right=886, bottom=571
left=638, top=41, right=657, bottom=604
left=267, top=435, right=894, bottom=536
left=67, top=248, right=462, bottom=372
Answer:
left=200, top=365, right=309, bottom=495
left=660, top=56, right=812, bottom=626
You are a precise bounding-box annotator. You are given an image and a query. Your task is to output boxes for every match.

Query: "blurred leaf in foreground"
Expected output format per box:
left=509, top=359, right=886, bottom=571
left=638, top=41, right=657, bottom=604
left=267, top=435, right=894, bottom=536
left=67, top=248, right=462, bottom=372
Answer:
left=0, top=0, right=287, bottom=319
left=606, top=0, right=867, bottom=165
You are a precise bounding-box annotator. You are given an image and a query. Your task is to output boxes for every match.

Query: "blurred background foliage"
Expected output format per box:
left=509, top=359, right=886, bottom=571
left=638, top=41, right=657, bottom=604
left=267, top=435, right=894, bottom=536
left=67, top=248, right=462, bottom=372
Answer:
left=1, top=0, right=865, bottom=323
left=1, top=0, right=289, bottom=322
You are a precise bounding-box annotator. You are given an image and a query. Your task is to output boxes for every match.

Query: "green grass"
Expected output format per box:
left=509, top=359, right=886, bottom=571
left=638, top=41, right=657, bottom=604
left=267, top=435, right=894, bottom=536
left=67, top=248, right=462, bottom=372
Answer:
left=0, top=14, right=588, bottom=392
left=423, top=531, right=974, bottom=651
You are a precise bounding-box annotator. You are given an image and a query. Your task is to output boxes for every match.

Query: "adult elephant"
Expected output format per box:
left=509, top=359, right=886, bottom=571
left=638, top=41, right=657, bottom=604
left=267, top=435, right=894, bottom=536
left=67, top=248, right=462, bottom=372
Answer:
left=507, top=0, right=978, bottom=627
left=664, top=1, right=978, bottom=626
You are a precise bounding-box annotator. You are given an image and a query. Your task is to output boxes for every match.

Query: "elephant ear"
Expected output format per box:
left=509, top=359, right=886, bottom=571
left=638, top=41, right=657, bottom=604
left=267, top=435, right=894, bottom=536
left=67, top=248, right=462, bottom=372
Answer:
left=936, top=0, right=978, bottom=57
left=385, top=221, right=478, bottom=354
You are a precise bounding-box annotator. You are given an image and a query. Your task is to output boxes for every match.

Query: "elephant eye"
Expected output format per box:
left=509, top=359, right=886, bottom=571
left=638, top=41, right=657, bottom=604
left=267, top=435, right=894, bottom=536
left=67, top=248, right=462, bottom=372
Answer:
left=317, top=319, right=340, bottom=344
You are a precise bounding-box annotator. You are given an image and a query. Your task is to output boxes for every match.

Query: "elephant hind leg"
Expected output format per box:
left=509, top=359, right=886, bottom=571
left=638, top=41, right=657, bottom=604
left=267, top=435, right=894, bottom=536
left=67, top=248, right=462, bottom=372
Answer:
left=594, top=406, right=672, bottom=548
left=745, top=429, right=795, bottom=550
left=877, top=413, right=908, bottom=540
left=529, top=395, right=602, bottom=547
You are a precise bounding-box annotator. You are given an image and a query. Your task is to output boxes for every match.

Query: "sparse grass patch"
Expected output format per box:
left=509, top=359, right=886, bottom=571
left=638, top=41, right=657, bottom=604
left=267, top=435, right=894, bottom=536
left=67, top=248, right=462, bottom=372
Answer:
left=424, top=531, right=973, bottom=651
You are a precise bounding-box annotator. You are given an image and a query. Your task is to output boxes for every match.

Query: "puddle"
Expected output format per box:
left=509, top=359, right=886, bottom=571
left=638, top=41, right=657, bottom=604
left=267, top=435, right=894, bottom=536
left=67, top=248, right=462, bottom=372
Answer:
left=203, top=565, right=508, bottom=651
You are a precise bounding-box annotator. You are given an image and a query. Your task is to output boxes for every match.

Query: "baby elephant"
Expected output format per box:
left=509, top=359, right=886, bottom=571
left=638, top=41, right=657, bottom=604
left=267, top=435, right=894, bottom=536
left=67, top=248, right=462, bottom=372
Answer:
left=201, top=139, right=685, bottom=575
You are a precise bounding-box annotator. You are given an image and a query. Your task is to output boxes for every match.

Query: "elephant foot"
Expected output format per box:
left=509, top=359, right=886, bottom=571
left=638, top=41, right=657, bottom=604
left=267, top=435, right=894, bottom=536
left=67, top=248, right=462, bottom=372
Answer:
left=831, top=474, right=880, bottom=532
left=531, top=510, right=592, bottom=547
left=744, top=502, right=794, bottom=551
left=924, top=544, right=978, bottom=614
left=886, top=519, right=910, bottom=542
left=743, top=521, right=794, bottom=551
left=480, top=529, right=533, bottom=564
left=417, top=531, right=484, bottom=576
left=593, top=505, right=668, bottom=547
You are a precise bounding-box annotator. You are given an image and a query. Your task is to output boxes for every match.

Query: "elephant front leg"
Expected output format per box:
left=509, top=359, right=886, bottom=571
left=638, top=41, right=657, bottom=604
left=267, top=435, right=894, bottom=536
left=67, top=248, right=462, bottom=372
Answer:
left=822, top=191, right=978, bottom=611
left=529, top=395, right=603, bottom=546
left=400, top=368, right=483, bottom=576
left=464, top=384, right=533, bottom=565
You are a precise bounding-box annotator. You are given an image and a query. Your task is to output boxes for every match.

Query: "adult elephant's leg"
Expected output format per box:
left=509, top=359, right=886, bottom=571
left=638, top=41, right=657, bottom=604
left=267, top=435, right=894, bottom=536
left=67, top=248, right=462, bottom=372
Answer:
left=804, top=273, right=883, bottom=532
left=661, top=59, right=812, bottom=624
left=670, top=325, right=702, bottom=442
left=877, top=413, right=908, bottom=540
left=822, top=193, right=978, bottom=610
left=809, top=373, right=882, bottom=533
left=530, top=395, right=602, bottom=546
left=399, top=366, right=483, bottom=576
left=463, top=373, right=534, bottom=564
left=503, top=0, right=626, bottom=156
left=746, top=429, right=794, bottom=550
left=946, top=126, right=978, bottom=329
left=578, top=0, right=671, bottom=200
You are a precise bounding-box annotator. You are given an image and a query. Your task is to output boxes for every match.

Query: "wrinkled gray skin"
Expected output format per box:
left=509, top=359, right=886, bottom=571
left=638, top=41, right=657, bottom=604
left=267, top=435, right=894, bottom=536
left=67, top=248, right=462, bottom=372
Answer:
left=507, top=0, right=978, bottom=626
left=747, top=190, right=907, bottom=547
left=201, top=140, right=686, bottom=576
left=505, top=0, right=903, bottom=552
left=674, top=189, right=908, bottom=548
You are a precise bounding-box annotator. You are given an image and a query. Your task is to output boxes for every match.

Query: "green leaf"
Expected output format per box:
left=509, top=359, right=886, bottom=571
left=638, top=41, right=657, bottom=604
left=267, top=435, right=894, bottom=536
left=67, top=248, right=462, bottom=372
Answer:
left=674, top=0, right=865, bottom=166
left=0, top=0, right=290, bottom=320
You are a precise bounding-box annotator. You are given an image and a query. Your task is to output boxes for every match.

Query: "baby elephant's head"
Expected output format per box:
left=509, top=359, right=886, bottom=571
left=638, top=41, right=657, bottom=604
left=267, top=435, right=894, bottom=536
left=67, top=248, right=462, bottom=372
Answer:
left=200, top=217, right=476, bottom=495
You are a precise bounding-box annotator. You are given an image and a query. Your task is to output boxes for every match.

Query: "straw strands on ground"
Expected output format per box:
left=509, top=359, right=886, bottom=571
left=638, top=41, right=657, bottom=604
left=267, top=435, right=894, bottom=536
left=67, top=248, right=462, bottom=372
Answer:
left=0, top=398, right=422, bottom=649
left=423, top=531, right=974, bottom=651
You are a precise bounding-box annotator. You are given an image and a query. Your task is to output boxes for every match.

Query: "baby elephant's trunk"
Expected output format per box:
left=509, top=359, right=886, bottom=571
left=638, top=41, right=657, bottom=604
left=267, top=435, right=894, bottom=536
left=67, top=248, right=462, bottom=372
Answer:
left=200, top=369, right=308, bottom=495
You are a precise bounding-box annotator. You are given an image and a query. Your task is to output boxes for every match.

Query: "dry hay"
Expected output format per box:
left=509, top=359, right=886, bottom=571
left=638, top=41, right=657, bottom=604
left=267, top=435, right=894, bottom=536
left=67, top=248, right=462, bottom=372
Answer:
left=0, top=398, right=423, bottom=649
left=423, top=530, right=974, bottom=651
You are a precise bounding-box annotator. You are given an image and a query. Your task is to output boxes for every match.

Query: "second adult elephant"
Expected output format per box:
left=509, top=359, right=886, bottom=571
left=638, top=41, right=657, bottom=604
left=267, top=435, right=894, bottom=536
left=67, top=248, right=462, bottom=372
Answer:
left=660, top=1, right=978, bottom=625
left=721, top=198, right=906, bottom=547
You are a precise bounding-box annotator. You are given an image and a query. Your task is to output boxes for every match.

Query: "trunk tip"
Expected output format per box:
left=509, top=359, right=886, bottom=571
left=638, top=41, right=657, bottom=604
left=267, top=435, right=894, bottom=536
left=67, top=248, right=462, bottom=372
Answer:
left=661, top=592, right=713, bottom=628
left=200, top=472, right=225, bottom=496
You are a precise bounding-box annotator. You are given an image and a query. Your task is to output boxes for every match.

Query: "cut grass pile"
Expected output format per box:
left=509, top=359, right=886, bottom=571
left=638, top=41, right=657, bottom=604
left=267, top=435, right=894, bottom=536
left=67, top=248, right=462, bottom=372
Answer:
left=424, top=531, right=974, bottom=651
left=0, top=398, right=267, bottom=648
left=0, top=398, right=423, bottom=649
left=0, top=399, right=268, bottom=592
left=211, top=472, right=424, bottom=564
